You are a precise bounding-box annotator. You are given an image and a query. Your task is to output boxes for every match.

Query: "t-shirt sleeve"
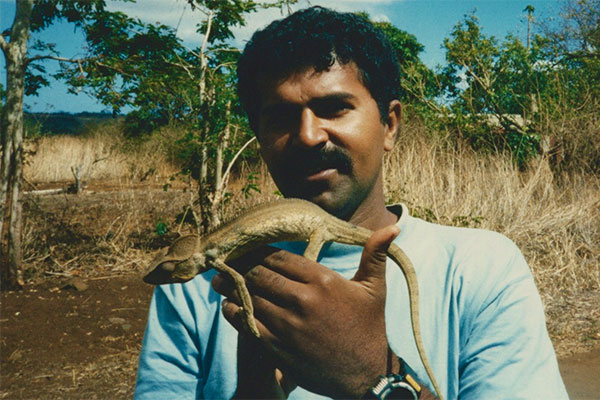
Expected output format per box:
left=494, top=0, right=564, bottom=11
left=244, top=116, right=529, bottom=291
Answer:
left=457, top=233, right=568, bottom=399
left=135, top=272, right=228, bottom=399
left=134, top=281, right=208, bottom=399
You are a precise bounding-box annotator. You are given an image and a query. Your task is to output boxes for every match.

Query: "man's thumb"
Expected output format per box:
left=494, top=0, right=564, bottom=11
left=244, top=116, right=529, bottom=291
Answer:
left=352, top=225, right=401, bottom=284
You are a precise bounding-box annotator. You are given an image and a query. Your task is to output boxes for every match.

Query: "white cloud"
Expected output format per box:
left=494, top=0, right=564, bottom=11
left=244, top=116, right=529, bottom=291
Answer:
left=233, top=0, right=396, bottom=46
left=370, top=13, right=391, bottom=23
left=107, top=0, right=188, bottom=25
left=107, top=0, right=203, bottom=46
left=105, top=0, right=395, bottom=49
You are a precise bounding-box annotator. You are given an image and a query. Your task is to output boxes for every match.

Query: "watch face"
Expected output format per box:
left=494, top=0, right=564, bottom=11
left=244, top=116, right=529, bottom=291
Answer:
left=386, top=382, right=419, bottom=400
left=367, top=360, right=422, bottom=400
left=368, top=377, right=419, bottom=400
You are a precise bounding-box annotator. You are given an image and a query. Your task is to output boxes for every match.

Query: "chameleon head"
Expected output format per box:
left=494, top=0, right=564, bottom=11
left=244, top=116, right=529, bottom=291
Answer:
left=143, top=234, right=204, bottom=284
left=143, top=252, right=207, bottom=284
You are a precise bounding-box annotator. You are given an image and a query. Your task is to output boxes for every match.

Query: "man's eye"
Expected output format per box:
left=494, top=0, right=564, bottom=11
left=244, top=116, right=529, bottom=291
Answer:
left=263, top=106, right=299, bottom=130
left=314, top=101, right=352, bottom=118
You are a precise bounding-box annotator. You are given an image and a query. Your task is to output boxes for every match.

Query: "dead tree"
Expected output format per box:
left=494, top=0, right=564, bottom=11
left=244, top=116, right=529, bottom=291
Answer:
left=0, top=0, right=34, bottom=289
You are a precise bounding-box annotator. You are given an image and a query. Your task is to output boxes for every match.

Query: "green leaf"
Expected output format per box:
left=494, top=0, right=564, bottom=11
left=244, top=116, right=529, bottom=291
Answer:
left=155, top=221, right=168, bottom=236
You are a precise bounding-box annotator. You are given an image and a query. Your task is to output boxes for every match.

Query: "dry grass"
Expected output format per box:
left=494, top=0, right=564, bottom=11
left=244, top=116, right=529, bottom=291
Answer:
left=23, top=125, right=179, bottom=184
left=21, top=185, right=189, bottom=282
left=384, top=119, right=600, bottom=355
left=385, top=127, right=599, bottom=294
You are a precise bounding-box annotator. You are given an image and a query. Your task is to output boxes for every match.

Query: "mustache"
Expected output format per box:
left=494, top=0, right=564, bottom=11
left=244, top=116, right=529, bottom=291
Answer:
left=283, top=146, right=353, bottom=177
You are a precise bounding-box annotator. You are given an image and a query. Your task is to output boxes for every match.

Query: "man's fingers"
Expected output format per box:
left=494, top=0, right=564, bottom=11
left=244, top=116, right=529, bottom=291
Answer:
left=260, top=248, right=330, bottom=283
left=211, top=273, right=243, bottom=305
left=212, top=263, right=306, bottom=311
left=250, top=292, right=303, bottom=337
left=221, top=298, right=284, bottom=350
left=227, top=245, right=281, bottom=274
left=219, top=282, right=301, bottom=342
left=244, top=263, right=306, bottom=303
left=222, top=245, right=333, bottom=287
left=352, top=224, right=401, bottom=285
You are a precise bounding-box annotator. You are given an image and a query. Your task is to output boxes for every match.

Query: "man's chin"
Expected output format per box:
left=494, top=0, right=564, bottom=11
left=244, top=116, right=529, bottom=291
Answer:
left=290, top=190, right=350, bottom=218
left=278, top=179, right=356, bottom=217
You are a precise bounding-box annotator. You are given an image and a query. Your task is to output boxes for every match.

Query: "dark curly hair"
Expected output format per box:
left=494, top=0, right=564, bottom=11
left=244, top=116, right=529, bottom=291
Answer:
left=237, top=6, right=400, bottom=132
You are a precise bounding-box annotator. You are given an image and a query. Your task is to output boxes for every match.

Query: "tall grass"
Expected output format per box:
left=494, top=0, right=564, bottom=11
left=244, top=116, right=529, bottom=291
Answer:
left=23, top=124, right=179, bottom=184
left=386, top=122, right=599, bottom=291
left=383, top=118, right=599, bottom=355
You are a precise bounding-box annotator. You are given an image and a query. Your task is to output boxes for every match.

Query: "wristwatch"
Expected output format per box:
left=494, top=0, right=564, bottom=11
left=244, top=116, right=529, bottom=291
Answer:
left=364, top=358, right=422, bottom=400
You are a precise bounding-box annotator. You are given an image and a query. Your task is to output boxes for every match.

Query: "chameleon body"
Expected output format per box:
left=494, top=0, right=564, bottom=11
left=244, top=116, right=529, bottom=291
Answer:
left=144, top=198, right=442, bottom=398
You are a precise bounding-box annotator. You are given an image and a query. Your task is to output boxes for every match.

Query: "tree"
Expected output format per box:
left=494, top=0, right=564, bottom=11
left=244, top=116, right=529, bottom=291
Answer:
left=539, top=0, right=599, bottom=99
left=536, top=0, right=600, bottom=171
left=0, top=0, right=127, bottom=290
left=440, top=12, right=546, bottom=165
left=1, top=1, right=111, bottom=289
left=1, top=0, right=33, bottom=289
left=58, top=1, right=297, bottom=232
left=1, top=1, right=299, bottom=288
left=354, top=13, right=440, bottom=112
left=524, top=5, right=535, bottom=49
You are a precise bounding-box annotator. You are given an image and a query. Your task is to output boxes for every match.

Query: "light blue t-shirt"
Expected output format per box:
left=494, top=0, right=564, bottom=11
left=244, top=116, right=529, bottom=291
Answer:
left=134, top=204, right=568, bottom=399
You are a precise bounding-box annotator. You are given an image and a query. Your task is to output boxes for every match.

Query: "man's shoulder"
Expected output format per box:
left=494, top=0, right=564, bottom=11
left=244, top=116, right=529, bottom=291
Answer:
left=398, top=207, right=519, bottom=260
left=396, top=207, right=530, bottom=292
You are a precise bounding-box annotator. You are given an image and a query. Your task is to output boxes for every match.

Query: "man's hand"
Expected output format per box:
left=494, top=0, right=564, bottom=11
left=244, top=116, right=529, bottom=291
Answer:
left=212, top=225, right=401, bottom=398
left=231, top=332, right=295, bottom=399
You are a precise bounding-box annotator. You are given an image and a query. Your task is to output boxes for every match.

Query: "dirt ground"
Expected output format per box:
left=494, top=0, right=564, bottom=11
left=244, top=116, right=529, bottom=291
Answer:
left=1, top=274, right=598, bottom=399
left=1, top=275, right=152, bottom=399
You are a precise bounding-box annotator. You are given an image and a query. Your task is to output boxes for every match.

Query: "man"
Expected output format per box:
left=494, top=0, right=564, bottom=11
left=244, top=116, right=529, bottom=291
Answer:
left=135, top=7, right=568, bottom=399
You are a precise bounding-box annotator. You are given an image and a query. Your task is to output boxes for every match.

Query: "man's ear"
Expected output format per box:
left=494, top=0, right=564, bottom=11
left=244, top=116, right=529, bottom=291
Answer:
left=383, top=100, right=401, bottom=152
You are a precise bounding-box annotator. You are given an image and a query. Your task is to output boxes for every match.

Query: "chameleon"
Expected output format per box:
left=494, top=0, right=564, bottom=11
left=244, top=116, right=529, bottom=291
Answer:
left=143, top=198, right=442, bottom=398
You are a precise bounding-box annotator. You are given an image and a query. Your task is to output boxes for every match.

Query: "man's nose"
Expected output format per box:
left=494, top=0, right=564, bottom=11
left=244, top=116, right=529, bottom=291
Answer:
left=294, top=108, right=328, bottom=148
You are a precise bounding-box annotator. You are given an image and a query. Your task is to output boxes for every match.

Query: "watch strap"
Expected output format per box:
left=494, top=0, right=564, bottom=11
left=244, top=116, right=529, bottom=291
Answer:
left=364, top=358, right=422, bottom=399
left=398, top=357, right=422, bottom=395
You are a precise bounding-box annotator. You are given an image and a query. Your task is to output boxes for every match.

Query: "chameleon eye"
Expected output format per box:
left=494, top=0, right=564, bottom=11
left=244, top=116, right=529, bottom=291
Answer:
left=161, top=262, right=176, bottom=272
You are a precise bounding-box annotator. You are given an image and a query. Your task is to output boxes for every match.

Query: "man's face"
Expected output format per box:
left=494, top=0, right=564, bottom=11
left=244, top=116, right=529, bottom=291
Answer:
left=256, top=62, right=398, bottom=218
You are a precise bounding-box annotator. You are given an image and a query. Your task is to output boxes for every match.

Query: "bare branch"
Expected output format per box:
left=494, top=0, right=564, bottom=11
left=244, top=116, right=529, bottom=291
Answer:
left=206, top=47, right=241, bottom=54
left=212, top=61, right=236, bottom=71
left=163, top=56, right=197, bottom=80
left=220, top=136, right=257, bottom=188
left=563, top=51, right=600, bottom=61
left=26, top=54, right=82, bottom=64
left=200, top=10, right=213, bottom=57
left=77, top=59, right=85, bottom=76
left=26, top=54, right=135, bottom=81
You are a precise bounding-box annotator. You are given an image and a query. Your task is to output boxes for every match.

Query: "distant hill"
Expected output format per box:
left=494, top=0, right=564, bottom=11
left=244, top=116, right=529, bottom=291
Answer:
left=24, top=112, right=123, bottom=135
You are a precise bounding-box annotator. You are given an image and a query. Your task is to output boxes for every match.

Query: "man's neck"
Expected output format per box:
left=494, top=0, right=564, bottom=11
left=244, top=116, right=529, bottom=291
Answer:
left=345, top=179, right=398, bottom=231
left=348, top=199, right=398, bottom=231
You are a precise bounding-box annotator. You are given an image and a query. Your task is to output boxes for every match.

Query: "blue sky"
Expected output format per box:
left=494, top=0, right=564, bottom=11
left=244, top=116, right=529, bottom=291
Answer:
left=0, top=0, right=561, bottom=114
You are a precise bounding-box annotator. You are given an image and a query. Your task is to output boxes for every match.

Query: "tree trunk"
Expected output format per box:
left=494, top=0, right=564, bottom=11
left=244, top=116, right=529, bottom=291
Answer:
left=211, top=101, right=232, bottom=227
left=197, top=123, right=211, bottom=233
left=0, top=0, right=33, bottom=290
left=214, top=101, right=231, bottom=192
